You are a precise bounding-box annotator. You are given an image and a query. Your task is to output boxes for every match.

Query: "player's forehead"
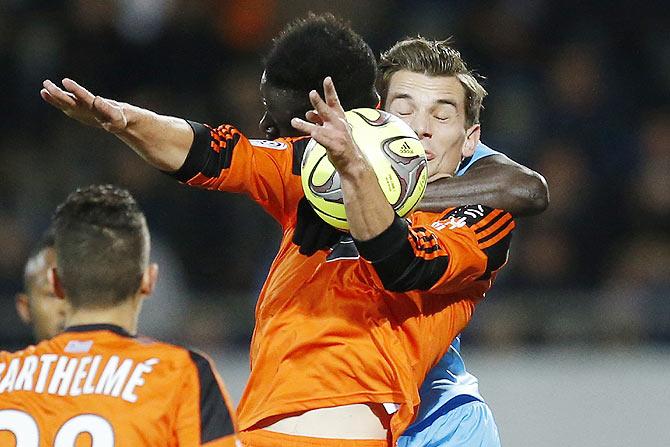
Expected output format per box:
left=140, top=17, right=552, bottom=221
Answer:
left=387, top=70, right=466, bottom=110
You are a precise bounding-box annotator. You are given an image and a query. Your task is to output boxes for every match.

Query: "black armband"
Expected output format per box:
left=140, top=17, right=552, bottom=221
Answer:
left=354, top=214, right=410, bottom=263
left=165, top=120, right=240, bottom=182
left=354, top=215, right=449, bottom=292
left=163, top=120, right=211, bottom=182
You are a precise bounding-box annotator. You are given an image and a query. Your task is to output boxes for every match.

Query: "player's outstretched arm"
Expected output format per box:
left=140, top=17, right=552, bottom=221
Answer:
left=291, top=77, right=395, bottom=241
left=419, top=154, right=549, bottom=216
left=40, top=78, right=192, bottom=172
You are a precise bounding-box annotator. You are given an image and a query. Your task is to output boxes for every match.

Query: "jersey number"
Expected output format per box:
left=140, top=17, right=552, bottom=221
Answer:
left=0, top=409, right=114, bottom=446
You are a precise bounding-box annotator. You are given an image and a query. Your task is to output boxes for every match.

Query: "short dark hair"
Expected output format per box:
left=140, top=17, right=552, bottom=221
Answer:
left=23, top=227, right=55, bottom=292
left=52, top=185, right=149, bottom=309
left=263, top=13, right=378, bottom=110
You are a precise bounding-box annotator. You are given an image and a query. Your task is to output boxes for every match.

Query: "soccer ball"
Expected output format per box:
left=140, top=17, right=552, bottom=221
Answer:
left=301, top=108, right=427, bottom=231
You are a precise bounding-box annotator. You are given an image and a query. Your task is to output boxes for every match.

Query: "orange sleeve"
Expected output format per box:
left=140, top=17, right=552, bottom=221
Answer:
left=167, top=120, right=307, bottom=226
left=354, top=205, right=514, bottom=294
left=175, top=350, right=237, bottom=447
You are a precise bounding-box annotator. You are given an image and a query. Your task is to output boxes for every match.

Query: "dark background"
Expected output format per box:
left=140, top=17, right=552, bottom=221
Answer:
left=1, top=0, right=668, bottom=351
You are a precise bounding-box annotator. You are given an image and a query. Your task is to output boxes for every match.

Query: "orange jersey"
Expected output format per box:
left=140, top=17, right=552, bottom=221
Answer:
left=171, top=121, right=514, bottom=442
left=0, top=325, right=237, bottom=447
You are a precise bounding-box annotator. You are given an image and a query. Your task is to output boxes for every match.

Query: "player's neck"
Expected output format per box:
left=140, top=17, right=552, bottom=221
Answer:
left=65, top=297, right=141, bottom=336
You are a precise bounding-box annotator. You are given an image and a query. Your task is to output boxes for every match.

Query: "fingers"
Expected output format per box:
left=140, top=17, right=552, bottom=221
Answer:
left=40, top=88, right=63, bottom=109
left=41, top=78, right=127, bottom=131
left=59, top=78, right=117, bottom=122
left=291, top=116, right=338, bottom=150
left=309, top=77, right=345, bottom=123
left=291, top=117, right=317, bottom=135
left=309, top=89, right=332, bottom=122
left=323, top=76, right=341, bottom=109
left=293, top=77, right=347, bottom=143
left=41, top=80, right=78, bottom=109
left=305, top=110, right=323, bottom=125
left=90, top=95, right=116, bottom=119
left=41, top=78, right=97, bottom=112
left=61, top=78, right=96, bottom=107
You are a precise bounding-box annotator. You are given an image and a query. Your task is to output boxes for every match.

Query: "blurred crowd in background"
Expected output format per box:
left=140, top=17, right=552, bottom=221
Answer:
left=0, top=0, right=668, bottom=350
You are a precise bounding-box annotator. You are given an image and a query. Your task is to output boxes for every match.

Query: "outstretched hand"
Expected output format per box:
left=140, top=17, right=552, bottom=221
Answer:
left=291, top=77, right=363, bottom=173
left=40, top=78, right=128, bottom=133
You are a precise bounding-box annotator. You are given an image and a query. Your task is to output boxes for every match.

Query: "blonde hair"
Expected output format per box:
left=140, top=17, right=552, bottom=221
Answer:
left=379, top=37, right=487, bottom=127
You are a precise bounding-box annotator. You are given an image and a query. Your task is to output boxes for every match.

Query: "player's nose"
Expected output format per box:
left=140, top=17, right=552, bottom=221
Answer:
left=410, top=113, right=431, bottom=139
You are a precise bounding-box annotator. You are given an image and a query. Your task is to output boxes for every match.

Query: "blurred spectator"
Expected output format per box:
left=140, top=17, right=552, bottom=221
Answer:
left=597, top=235, right=670, bottom=343
left=627, top=109, right=670, bottom=232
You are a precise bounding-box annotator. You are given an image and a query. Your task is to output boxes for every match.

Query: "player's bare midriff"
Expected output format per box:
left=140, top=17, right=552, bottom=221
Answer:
left=261, top=403, right=391, bottom=439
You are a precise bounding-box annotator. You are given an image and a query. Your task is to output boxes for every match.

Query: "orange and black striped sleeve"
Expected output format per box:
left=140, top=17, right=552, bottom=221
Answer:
left=354, top=205, right=514, bottom=293
left=166, top=120, right=309, bottom=226
left=175, top=350, right=237, bottom=446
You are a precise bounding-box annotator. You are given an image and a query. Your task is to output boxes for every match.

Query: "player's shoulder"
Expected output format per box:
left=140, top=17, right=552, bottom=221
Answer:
left=457, top=141, right=504, bottom=176
left=474, top=141, right=501, bottom=155
left=55, top=327, right=196, bottom=371
left=411, top=205, right=510, bottom=227
left=1, top=334, right=67, bottom=359
left=182, top=348, right=221, bottom=381
left=0, top=343, right=38, bottom=362
left=439, top=205, right=509, bottom=225
left=471, top=142, right=502, bottom=160
left=129, top=338, right=221, bottom=377
left=253, top=135, right=311, bottom=175
left=411, top=205, right=515, bottom=248
left=124, top=336, right=206, bottom=371
left=246, top=135, right=309, bottom=149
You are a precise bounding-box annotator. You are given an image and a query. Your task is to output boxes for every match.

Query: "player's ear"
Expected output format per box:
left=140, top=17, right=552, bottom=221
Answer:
left=463, top=124, right=480, bottom=158
left=15, top=293, right=32, bottom=325
left=49, top=268, right=66, bottom=300
left=139, top=263, right=158, bottom=298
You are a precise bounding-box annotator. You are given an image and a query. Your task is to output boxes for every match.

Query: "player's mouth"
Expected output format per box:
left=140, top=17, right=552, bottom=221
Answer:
left=424, top=150, right=435, bottom=161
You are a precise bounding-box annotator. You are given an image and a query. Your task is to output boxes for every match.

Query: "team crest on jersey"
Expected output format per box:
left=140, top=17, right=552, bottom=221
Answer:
left=249, top=139, right=287, bottom=150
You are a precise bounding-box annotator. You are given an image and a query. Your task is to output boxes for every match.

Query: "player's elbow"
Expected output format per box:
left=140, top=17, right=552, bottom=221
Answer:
left=511, top=169, right=549, bottom=217
left=526, top=172, right=549, bottom=215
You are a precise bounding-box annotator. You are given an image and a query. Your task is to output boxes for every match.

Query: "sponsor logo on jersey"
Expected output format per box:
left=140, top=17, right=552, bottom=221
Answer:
left=249, top=139, right=288, bottom=150
left=64, top=340, right=93, bottom=353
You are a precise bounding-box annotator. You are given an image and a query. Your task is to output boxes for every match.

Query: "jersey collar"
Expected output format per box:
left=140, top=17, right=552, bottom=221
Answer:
left=63, top=324, right=134, bottom=338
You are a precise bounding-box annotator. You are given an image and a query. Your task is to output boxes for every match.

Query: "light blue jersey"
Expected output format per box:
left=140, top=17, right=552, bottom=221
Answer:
left=456, top=142, right=500, bottom=176
left=399, top=142, right=501, bottom=447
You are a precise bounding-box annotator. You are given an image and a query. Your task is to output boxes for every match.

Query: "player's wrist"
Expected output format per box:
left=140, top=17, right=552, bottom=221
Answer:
left=337, top=152, right=373, bottom=181
left=118, top=103, right=143, bottom=133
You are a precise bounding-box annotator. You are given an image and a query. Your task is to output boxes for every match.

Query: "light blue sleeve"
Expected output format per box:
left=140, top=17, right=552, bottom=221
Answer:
left=456, top=142, right=501, bottom=177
